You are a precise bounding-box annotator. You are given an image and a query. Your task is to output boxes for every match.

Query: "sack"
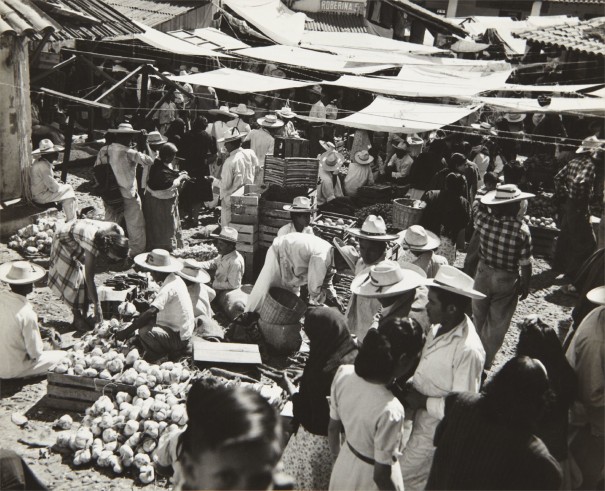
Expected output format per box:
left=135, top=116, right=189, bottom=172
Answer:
left=92, top=162, right=123, bottom=207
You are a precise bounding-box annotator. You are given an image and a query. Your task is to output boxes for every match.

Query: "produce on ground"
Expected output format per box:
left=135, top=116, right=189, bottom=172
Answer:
left=171, top=243, right=217, bottom=262
left=8, top=217, right=57, bottom=256
left=526, top=192, right=558, bottom=220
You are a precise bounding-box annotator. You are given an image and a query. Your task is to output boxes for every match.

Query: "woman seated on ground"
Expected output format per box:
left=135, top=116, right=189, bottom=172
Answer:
left=155, top=377, right=285, bottom=490
left=143, top=143, right=189, bottom=251
left=328, top=318, right=424, bottom=491
left=281, top=307, right=358, bottom=490
left=426, top=356, right=562, bottom=490
left=48, top=219, right=129, bottom=330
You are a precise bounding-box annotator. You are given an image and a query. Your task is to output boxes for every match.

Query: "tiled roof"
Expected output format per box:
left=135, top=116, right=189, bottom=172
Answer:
left=0, top=0, right=59, bottom=38
left=103, top=0, right=195, bottom=28
left=516, top=17, right=605, bottom=56
left=305, top=13, right=367, bottom=33
left=32, top=0, right=144, bottom=40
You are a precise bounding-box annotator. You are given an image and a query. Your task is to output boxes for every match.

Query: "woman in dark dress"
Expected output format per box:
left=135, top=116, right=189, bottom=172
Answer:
left=179, top=117, right=217, bottom=226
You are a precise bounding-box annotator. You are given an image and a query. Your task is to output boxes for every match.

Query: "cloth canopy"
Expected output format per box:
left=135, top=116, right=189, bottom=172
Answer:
left=169, top=68, right=314, bottom=93
left=498, top=83, right=603, bottom=94
left=477, top=96, right=605, bottom=116
left=299, top=96, right=479, bottom=133
left=113, top=21, right=231, bottom=58
left=233, top=45, right=397, bottom=74
left=393, top=54, right=511, bottom=73
left=222, top=0, right=306, bottom=46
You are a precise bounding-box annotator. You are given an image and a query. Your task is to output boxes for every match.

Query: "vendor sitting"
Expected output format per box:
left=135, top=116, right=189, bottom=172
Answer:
left=385, top=138, right=414, bottom=183
left=0, top=261, right=67, bottom=379
left=116, top=249, right=194, bottom=362
left=176, top=259, right=224, bottom=342
left=278, top=196, right=315, bottom=237
left=198, top=227, right=246, bottom=321
left=316, top=144, right=345, bottom=208
left=344, top=149, right=374, bottom=197
left=30, top=139, right=78, bottom=222
left=398, top=225, right=448, bottom=279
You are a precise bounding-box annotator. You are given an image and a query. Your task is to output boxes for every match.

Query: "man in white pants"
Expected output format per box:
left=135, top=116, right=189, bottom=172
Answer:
left=0, top=261, right=67, bottom=379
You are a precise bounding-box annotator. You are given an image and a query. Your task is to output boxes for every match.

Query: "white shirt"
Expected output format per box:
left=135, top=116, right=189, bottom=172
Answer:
left=309, top=100, right=326, bottom=119
left=344, top=161, right=374, bottom=196
left=277, top=222, right=314, bottom=237
left=227, top=118, right=251, bottom=135
left=272, top=233, right=334, bottom=303
left=316, top=168, right=344, bottom=206
left=200, top=250, right=245, bottom=291
left=388, top=154, right=414, bottom=178
left=346, top=256, right=384, bottom=341
left=473, top=153, right=490, bottom=181
left=245, top=128, right=274, bottom=167
left=151, top=274, right=194, bottom=341
left=107, top=143, right=154, bottom=198
left=187, top=283, right=216, bottom=318
left=412, top=315, right=485, bottom=420
left=0, top=292, right=44, bottom=379
left=220, top=148, right=253, bottom=199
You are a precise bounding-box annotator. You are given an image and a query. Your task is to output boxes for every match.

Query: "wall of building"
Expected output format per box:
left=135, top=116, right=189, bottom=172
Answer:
left=541, top=2, right=604, bottom=19
left=423, top=0, right=534, bottom=18
left=292, top=0, right=366, bottom=13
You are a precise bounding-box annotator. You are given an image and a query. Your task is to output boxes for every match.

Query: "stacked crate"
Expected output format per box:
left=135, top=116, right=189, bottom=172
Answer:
left=259, top=199, right=290, bottom=249
left=230, top=185, right=263, bottom=283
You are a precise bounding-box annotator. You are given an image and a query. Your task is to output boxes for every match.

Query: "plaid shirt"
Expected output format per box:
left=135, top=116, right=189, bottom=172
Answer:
left=475, top=209, right=532, bottom=272
left=554, top=155, right=596, bottom=202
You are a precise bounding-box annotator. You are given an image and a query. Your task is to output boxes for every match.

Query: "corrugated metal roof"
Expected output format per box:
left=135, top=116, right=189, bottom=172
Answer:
left=103, top=0, right=195, bottom=28
left=0, top=0, right=59, bottom=38
left=305, top=13, right=367, bottom=33
left=545, top=0, right=604, bottom=4
left=516, top=17, right=605, bottom=56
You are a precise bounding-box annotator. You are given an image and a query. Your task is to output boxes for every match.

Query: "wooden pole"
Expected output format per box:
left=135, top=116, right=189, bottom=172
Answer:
left=139, top=64, right=150, bottom=126
left=61, top=108, right=76, bottom=183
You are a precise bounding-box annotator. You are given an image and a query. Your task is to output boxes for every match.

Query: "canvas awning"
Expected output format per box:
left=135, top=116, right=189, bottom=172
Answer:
left=498, top=83, right=603, bottom=94
left=477, top=96, right=605, bottom=116
left=299, top=96, right=480, bottom=133
left=222, top=0, right=306, bottom=46
left=233, top=45, right=397, bottom=74
left=169, top=68, right=314, bottom=93
left=393, top=53, right=511, bottom=73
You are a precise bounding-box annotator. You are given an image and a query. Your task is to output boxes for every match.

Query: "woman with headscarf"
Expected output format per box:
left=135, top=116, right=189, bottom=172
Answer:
left=421, top=173, right=471, bottom=264
left=281, top=307, right=358, bottom=490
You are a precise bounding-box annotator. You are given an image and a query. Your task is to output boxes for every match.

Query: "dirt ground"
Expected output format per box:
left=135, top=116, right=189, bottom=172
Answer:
left=0, top=162, right=577, bottom=490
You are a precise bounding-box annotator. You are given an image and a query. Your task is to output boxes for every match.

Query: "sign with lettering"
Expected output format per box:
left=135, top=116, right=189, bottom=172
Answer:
left=320, top=0, right=365, bottom=14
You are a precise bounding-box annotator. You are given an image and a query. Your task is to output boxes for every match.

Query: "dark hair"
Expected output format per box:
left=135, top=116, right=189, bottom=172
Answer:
left=355, top=318, right=423, bottom=382
left=483, top=356, right=550, bottom=430
left=449, top=153, right=466, bottom=169
left=193, top=116, right=208, bottom=132
left=483, top=172, right=498, bottom=186
left=178, top=379, right=282, bottom=459
left=503, top=162, right=525, bottom=185
left=433, top=287, right=470, bottom=316
left=159, top=142, right=177, bottom=161
left=94, top=230, right=129, bottom=259
left=444, top=172, right=466, bottom=198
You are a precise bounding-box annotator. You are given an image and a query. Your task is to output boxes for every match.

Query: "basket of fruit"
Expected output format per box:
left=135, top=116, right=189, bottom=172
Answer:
left=312, top=212, right=357, bottom=242
left=523, top=215, right=559, bottom=258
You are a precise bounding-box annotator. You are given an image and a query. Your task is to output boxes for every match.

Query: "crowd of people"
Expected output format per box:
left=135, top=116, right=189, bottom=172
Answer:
left=2, top=60, right=604, bottom=490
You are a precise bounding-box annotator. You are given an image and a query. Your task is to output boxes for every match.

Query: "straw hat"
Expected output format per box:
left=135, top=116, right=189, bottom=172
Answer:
left=576, top=135, right=605, bottom=154
left=218, top=128, right=247, bottom=144
left=276, top=106, right=297, bottom=119
left=32, top=139, right=64, bottom=155
left=319, top=140, right=335, bottom=152
left=308, top=85, right=322, bottom=95
left=481, top=184, right=535, bottom=206
left=351, top=260, right=425, bottom=299
left=134, top=249, right=183, bottom=273
left=231, top=103, right=255, bottom=116
left=210, top=226, right=238, bottom=243
left=176, top=259, right=211, bottom=284
left=471, top=121, right=497, bottom=136
left=333, top=237, right=359, bottom=272
left=209, top=106, right=237, bottom=119
left=406, top=135, right=424, bottom=146
left=503, top=113, right=526, bottom=123
left=319, top=149, right=344, bottom=170
left=108, top=123, right=141, bottom=134
left=257, top=114, right=284, bottom=128
left=586, top=286, right=605, bottom=305
left=425, top=265, right=485, bottom=299
left=190, top=67, right=199, bottom=73
left=354, top=150, right=374, bottom=165
left=393, top=139, right=409, bottom=151
left=0, top=261, right=46, bottom=284
left=147, top=131, right=168, bottom=146
left=399, top=225, right=440, bottom=251
left=348, top=215, right=399, bottom=242
left=283, top=196, right=316, bottom=213
left=400, top=261, right=427, bottom=278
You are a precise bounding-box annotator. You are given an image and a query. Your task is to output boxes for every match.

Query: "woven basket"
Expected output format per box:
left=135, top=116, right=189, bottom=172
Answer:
left=259, top=287, right=306, bottom=325
left=258, top=319, right=302, bottom=354
left=392, top=198, right=423, bottom=230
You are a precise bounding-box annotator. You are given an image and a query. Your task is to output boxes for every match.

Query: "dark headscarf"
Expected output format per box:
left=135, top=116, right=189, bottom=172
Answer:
left=292, top=307, right=357, bottom=436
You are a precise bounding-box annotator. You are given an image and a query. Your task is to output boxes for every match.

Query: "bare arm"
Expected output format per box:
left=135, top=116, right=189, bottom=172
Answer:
left=115, top=307, right=158, bottom=340
left=84, top=251, right=101, bottom=322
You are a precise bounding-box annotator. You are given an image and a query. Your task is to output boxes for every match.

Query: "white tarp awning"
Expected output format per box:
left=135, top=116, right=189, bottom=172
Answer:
left=299, top=96, right=480, bottom=133
left=222, top=0, right=306, bottom=46
left=168, top=28, right=250, bottom=51
left=113, top=21, right=231, bottom=58
left=394, top=54, right=511, bottom=73
left=233, top=45, right=397, bottom=74
left=477, top=96, right=605, bottom=115
left=498, top=83, right=602, bottom=94
left=169, top=68, right=314, bottom=93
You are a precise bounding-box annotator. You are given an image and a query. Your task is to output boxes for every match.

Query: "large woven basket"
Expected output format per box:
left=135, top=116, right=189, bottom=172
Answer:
left=258, top=319, right=302, bottom=354
left=259, top=287, right=306, bottom=325
left=392, top=198, right=423, bottom=230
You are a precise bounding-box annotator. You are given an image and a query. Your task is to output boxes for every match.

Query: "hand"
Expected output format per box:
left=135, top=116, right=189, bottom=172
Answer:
left=282, top=373, right=298, bottom=397
left=518, top=279, right=530, bottom=300
left=402, top=384, right=428, bottom=410
left=114, top=327, right=130, bottom=341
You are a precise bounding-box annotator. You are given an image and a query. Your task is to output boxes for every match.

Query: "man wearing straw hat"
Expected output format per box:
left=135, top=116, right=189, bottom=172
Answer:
left=30, top=139, right=78, bottom=222
left=0, top=261, right=67, bottom=379
left=397, top=225, right=447, bottom=279
left=473, top=184, right=535, bottom=369
left=279, top=196, right=315, bottom=237
left=317, top=144, right=345, bottom=208
left=344, top=149, right=375, bottom=197
left=245, top=114, right=284, bottom=185
left=116, top=250, right=194, bottom=361
left=399, top=265, right=485, bottom=491
left=342, top=215, right=399, bottom=341
left=228, top=104, right=254, bottom=135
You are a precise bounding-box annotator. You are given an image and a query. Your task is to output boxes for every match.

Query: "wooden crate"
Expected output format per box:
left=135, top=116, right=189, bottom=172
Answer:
left=230, top=213, right=258, bottom=225
left=264, top=156, right=319, bottom=188
left=230, top=185, right=263, bottom=225
left=529, top=225, right=559, bottom=258
left=312, top=212, right=356, bottom=242
left=45, top=373, right=137, bottom=412
left=274, top=137, right=310, bottom=158
left=236, top=241, right=258, bottom=253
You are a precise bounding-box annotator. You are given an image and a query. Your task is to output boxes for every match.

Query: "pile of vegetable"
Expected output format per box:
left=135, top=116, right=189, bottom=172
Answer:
left=7, top=217, right=57, bottom=256
left=526, top=192, right=558, bottom=220
left=523, top=215, right=559, bottom=231
left=55, top=391, right=188, bottom=484
left=355, top=203, right=393, bottom=227
left=171, top=243, right=217, bottom=262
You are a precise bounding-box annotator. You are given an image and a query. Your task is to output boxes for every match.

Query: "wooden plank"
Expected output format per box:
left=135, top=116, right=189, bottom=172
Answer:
left=260, top=224, right=281, bottom=234
left=61, top=48, right=154, bottom=65
left=48, top=373, right=109, bottom=389
left=94, top=65, right=144, bottom=103
left=236, top=242, right=258, bottom=253
left=237, top=231, right=258, bottom=243
left=260, top=217, right=290, bottom=228
left=261, top=208, right=290, bottom=220
left=40, top=88, right=111, bottom=110
left=261, top=200, right=290, bottom=211
left=229, top=223, right=258, bottom=234
left=260, top=239, right=274, bottom=249
left=44, top=395, right=94, bottom=412
left=231, top=204, right=258, bottom=216
left=230, top=213, right=258, bottom=225
left=193, top=338, right=261, bottom=365
left=47, top=384, right=102, bottom=403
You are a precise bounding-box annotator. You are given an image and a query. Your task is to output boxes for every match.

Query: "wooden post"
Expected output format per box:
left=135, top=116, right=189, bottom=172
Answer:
left=139, top=64, right=150, bottom=127
left=61, top=108, right=76, bottom=183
